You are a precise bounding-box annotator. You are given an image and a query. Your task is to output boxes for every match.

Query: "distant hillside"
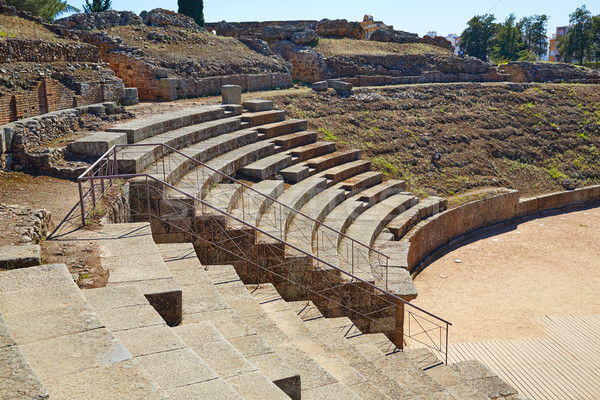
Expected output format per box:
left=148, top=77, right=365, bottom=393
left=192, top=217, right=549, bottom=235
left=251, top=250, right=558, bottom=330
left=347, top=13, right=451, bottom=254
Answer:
left=315, top=38, right=451, bottom=57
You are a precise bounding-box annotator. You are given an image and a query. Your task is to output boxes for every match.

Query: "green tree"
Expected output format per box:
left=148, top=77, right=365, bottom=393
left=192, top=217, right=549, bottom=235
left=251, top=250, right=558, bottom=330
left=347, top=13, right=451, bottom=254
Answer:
left=461, top=14, right=497, bottom=61
left=177, top=0, right=204, bottom=27
left=83, top=0, right=111, bottom=13
left=518, top=15, right=549, bottom=60
left=491, top=14, right=524, bottom=62
left=6, top=0, right=79, bottom=22
left=559, top=6, right=593, bottom=65
left=592, top=14, right=600, bottom=63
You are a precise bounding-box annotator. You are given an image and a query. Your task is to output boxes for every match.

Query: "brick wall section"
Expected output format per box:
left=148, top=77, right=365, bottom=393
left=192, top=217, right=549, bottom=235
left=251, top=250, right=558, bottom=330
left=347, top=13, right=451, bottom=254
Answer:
left=0, top=76, right=124, bottom=125
left=0, top=39, right=101, bottom=63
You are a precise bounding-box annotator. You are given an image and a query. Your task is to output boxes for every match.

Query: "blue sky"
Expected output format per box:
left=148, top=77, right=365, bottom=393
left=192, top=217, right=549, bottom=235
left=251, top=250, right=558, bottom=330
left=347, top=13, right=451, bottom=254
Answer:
left=81, top=1, right=599, bottom=38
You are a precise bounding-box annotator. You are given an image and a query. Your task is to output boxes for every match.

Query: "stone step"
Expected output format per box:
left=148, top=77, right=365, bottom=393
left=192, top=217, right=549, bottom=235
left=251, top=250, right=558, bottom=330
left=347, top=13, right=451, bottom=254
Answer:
left=357, top=179, right=406, bottom=206
left=116, top=116, right=242, bottom=174
left=425, top=360, right=520, bottom=400
left=84, top=284, right=235, bottom=399
left=286, top=171, right=384, bottom=259
left=257, top=176, right=328, bottom=242
left=230, top=179, right=285, bottom=228
left=203, top=183, right=243, bottom=214
left=69, top=131, right=127, bottom=158
left=204, top=264, right=345, bottom=398
left=340, top=171, right=383, bottom=195
left=224, top=104, right=244, bottom=115
left=157, top=243, right=301, bottom=400
left=97, top=222, right=182, bottom=326
left=387, top=196, right=448, bottom=240
left=175, top=140, right=275, bottom=199
left=257, top=119, right=308, bottom=139
left=272, top=131, right=318, bottom=150
left=290, top=302, right=413, bottom=399
left=243, top=99, right=274, bottom=112
left=339, top=194, right=418, bottom=282
left=0, top=264, right=167, bottom=399
left=0, top=244, right=41, bottom=269
left=315, top=181, right=406, bottom=270
left=242, top=110, right=286, bottom=127
left=253, top=284, right=388, bottom=399
left=240, top=153, right=293, bottom=180
left=305, top=149, right=362, bottom=173
left=319, top=160, right=372, bottom=184
left=107, top=105, right=226, bottom=143
left=289, top=141, right=336, bottom=162
left=0, top=313, right=48, bottom=399
left=157, top=129, right=258, bottom=186
left=285, top=186, right=347, bottom=257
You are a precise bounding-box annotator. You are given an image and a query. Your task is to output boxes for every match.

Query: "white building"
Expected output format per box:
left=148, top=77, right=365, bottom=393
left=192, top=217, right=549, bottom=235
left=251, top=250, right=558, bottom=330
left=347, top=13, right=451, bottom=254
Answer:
left=444, top=33, right=461, bottom=55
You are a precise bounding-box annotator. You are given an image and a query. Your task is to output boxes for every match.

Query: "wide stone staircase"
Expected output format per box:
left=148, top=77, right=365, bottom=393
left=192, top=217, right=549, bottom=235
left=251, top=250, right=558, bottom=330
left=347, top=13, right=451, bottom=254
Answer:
left=1, top=222, right=522, bottom=398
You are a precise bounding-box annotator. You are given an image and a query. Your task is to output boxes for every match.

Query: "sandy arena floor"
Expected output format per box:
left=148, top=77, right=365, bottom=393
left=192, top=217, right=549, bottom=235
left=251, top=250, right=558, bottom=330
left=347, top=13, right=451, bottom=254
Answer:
left=412, top=205, right=600, bottom=343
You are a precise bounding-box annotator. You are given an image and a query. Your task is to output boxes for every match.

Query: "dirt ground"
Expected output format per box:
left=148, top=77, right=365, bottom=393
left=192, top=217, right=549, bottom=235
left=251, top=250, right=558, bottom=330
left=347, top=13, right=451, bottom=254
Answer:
left=412, top=205, right=600, bottom=343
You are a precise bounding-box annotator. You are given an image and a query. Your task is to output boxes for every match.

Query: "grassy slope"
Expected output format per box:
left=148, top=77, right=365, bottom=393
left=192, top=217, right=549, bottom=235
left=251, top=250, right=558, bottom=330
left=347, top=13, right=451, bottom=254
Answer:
left=271, top=83, right=600, bottom=198
left=315, top=38, right=451, bottom=57
left=105, top=25, right=283, bottom=72
left=0, top=14, right=72, bottom=42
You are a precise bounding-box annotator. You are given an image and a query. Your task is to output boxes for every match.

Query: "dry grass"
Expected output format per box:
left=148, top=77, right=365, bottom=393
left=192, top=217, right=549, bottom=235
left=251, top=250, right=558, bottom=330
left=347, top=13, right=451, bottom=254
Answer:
left=106, top=25, right=278, bottom=65
left=315, top=38, right=451, bottom=57
left=0, top=14, right=70, bottom=42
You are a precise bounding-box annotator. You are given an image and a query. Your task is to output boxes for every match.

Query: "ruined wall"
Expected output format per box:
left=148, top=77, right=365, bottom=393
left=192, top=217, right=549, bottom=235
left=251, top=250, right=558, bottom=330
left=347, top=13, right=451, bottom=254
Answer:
left=0, top=39, right=101, bottom=63
left=499, top=61, right=600, bottom=84
left=0, top=63, right=126, bottom=125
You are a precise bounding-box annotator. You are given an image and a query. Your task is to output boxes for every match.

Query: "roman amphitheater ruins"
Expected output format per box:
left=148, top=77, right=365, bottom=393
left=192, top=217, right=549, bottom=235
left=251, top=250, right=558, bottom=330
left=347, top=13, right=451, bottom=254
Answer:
left=0, top=5, right=599, bottom=400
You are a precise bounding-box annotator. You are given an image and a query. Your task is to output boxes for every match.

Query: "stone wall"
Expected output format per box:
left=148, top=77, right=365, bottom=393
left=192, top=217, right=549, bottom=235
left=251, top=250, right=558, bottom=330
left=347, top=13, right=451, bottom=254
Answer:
left=0, top=39, right=101, bottom=63
left=499, top=61, right=600, bottom=84
left=404, top=186, right=600, bottom=276
left=55, top=10, right=143, bottom=30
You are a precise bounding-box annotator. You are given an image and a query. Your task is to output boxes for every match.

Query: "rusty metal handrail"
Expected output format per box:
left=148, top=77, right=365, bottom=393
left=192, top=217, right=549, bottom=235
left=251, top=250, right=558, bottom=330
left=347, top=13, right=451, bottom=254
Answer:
left=77, top=147, right=451, bottom=363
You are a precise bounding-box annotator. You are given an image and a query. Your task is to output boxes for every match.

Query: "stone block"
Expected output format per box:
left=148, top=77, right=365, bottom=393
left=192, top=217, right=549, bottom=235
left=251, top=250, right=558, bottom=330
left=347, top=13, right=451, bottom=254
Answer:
left=102, top=102, right=117, bottom=115
left=221, top=85, right=242, bottom=105
left=0, top=245, right=41, bottom=269
left=243, top=99, right=274, bottom=112
left=87, top=104, right=105, bottom=116
left=70, top=131, right=127, bottom=158
left=122, top=87, right=139, bottom=106
left=247, top=75, right=272, bottom=92
left=160, top=78, right=179, bottom=101
left=312, top=81, right=328, bottom=92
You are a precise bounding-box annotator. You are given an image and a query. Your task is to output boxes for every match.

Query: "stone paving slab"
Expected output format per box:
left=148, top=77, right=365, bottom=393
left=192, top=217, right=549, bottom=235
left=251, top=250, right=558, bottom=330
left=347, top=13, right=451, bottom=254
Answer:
left=44, top=359, right=167, bottom=400
left=19, top=327, right=131, bottom=381
left=167, top=377, right=244, bottom=400
left=0, top=285, right=85, bottom=315
left=0, top=264, right=73, bottom=293
left=83, top=285, right=149, bottom=311
left=2, top=303, right=103, bottom=345
left=136, top=348, right=218, bottom=390
left=113, top=325, right=187, bottom=357
left=0, top=244, right=41, bottom=269
left=95, top=304, right=165, bottom=332
left=227, top=370, right=291, bottom=400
